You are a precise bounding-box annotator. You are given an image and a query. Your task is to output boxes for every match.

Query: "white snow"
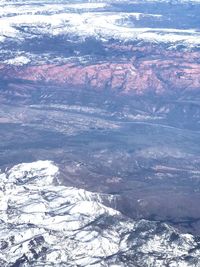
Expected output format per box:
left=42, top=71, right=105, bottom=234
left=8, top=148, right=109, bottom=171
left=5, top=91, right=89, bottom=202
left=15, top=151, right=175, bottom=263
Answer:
left=0, top=160, right=199, bottom=266
left=7, top=160, right=59, bottom=186
left=4, top=56, right=30, bottom=65
left=0, top=1, right=199, bottom=46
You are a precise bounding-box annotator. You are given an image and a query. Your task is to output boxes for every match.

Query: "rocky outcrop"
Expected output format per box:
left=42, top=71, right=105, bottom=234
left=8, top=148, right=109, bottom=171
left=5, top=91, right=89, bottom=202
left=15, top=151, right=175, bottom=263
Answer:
left=1, top=45, right=200, bottom=95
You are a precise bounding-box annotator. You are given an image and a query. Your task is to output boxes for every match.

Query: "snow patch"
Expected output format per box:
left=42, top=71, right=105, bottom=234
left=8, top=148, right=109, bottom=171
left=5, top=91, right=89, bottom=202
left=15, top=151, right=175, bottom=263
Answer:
left=4, top=56, right=30, bottom=65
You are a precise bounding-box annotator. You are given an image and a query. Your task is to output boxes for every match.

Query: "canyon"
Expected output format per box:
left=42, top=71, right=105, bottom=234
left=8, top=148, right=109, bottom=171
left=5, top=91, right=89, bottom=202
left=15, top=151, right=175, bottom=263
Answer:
left=1, top=44, right=200, bottom=95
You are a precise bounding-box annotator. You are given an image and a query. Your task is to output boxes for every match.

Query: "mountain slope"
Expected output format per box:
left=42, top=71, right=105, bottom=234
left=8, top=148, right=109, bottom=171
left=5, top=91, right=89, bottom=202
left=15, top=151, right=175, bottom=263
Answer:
left=0, top=161, right=200, bottom=267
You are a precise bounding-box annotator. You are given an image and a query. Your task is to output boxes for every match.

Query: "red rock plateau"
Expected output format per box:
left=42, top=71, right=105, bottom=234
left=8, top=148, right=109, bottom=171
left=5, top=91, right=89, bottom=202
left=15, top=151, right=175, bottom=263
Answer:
left=1, top=45, right=200, bottom=95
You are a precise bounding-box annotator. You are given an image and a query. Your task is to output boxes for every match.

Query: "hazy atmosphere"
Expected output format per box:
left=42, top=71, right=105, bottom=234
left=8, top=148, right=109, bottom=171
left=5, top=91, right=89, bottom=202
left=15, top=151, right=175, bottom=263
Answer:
left=0, top=0, right=200, bottom=266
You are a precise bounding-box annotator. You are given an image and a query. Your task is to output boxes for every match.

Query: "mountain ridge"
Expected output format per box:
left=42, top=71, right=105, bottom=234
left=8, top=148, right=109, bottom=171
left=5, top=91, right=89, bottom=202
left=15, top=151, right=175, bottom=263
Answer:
left=0, top=160, right=200, bottom=267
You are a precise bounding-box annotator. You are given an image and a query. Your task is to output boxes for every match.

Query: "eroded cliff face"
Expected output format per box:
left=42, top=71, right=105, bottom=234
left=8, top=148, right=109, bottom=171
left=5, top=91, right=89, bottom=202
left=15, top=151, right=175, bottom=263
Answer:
left=1, top=45, right=200, bottom=95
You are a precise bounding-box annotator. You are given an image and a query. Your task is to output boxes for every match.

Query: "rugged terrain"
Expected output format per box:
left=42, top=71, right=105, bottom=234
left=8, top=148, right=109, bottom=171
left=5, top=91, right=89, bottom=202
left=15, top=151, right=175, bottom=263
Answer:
left=1, top=161, right=200, bottom=267
left=0, top=0, right=200, bottom=266
left=1, top=44, right=200, bottom=95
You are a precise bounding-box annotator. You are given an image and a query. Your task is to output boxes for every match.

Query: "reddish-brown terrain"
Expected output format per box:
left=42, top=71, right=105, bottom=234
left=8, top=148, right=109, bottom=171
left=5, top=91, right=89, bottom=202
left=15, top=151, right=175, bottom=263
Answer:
left=1, top=45, right=200, bottom=95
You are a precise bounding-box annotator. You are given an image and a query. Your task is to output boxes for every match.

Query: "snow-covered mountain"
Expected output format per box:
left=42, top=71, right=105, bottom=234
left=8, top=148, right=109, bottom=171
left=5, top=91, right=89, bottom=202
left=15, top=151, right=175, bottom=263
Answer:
left=0, top=0, right=199, bottom=73
left=0, top=0, right=200, bottom=55
left=0, top=160, right=200, bottom=267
